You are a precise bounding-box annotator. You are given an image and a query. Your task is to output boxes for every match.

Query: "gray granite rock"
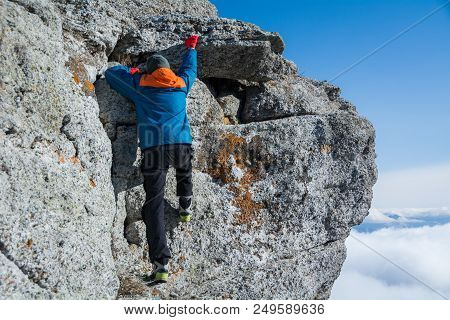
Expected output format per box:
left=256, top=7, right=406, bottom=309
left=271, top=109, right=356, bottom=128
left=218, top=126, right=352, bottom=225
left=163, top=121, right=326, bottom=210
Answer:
left=145, top=113, right=376, bottom=299
left=217, top=95, right=241, bottom=124
left=241, top=76, right=353, bottom=123
left=0, top=0, right=118, bottom=298
left=53, top=0, right=217, bottom=68
left=110, top=15, right=297, bottom=81
left=186, top=81, right=224, bottom=126
left=125, top=221, right=147, bottom=247
left=1, top=0, right=377, bottom=300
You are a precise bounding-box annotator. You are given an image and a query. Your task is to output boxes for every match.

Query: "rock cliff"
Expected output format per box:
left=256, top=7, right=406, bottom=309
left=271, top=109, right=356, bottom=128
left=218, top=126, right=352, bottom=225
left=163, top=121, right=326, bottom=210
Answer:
left=0, top=0, right=377, bottom=299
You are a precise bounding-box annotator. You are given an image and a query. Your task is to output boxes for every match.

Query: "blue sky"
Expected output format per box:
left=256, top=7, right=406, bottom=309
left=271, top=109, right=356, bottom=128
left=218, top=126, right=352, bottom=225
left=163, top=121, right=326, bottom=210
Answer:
left=211, top=0, right=450, bottom=172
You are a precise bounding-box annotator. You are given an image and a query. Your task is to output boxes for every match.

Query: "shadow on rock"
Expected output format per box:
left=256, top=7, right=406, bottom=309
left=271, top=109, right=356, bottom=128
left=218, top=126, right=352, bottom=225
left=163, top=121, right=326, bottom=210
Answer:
left=95, top=78, right=141, bottom=195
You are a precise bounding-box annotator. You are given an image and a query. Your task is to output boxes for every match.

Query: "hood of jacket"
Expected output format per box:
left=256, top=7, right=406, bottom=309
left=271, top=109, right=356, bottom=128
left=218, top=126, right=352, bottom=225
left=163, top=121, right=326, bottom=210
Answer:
left=139, top=68, right=186, bottom=89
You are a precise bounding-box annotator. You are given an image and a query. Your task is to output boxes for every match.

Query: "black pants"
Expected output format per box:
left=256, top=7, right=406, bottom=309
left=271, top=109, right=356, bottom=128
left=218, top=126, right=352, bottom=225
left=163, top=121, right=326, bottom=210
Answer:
left=140, top=143, right=193, bottom=265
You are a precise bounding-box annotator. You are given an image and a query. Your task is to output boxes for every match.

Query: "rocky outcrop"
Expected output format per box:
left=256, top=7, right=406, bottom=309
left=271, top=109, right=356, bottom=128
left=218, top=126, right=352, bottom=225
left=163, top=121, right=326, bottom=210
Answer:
left=0, top=0, right=117, bottom=298
left=0, top=0, right=377, bottom=299
left=241, top=76, right=356, bottom=122
left=110, top=15, right=297, bottom=81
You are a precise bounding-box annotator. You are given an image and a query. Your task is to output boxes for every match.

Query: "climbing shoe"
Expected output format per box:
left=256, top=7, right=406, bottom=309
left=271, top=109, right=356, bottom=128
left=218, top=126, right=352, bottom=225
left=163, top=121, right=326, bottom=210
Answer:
left=179, top=196, right=192, bottom=222
left=179, top=208, right=192, bottom=222
left=142, top=261, right=169, bottom=284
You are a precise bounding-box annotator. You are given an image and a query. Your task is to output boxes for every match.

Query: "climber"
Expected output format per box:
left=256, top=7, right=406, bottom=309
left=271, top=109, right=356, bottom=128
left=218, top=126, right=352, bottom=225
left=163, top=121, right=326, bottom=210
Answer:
left=104, top=35, right=199, bottom=284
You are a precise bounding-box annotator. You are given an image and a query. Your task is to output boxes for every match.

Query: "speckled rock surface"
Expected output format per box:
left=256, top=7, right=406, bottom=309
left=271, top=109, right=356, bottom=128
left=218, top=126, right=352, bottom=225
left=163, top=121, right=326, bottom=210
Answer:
left=110, top=15, right=297, bottom=81
left=1, top=0, right=377, bottom=299
left=217, top=95, right=241, bottom=124
left=0, top=0, right=118, bottom=298
left=241, top=76, right=355, bottom=122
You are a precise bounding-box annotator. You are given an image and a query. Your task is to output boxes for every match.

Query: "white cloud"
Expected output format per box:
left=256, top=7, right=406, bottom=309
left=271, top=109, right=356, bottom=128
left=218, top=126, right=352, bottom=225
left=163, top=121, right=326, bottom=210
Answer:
left=373, top=163, right=450, bottom=208
left=333, top=164, right=450, bottom=299
left=330, top=271, right=441, bottom=300
left=366, top=207, right=450, bottom=223
left=330, top=223, right=450, bottom=299
left=378, top=207, right=450, bottom=217
left=365, top=208, right=398, bottom=223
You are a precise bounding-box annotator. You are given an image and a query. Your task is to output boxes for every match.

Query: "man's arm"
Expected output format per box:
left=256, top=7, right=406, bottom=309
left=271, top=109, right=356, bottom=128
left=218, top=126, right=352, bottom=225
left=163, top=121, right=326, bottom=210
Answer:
left=105, top=65, right=140, bottom=101
left=178, top=35, right=199, bottom=94
left=177, top=49, right=197, bottom=94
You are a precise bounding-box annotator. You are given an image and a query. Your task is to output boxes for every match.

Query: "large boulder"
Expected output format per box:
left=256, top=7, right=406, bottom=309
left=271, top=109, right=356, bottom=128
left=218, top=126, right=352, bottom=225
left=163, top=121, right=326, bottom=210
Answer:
left=1, top=0, right=377, bottom=300
left=241, top=76, right=357, bottom=123
left=110, top=15, right=297, bottom=81
left=92, top=71, right=376, bottom=299
left=0, top=0, right=118, bottom=298
left=134, top=111, right=376, bottom=299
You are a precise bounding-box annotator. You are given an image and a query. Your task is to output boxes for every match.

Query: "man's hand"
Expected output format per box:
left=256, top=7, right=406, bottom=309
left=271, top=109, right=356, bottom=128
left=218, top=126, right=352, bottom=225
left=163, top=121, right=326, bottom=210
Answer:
left=184, top=35, right=199, bottom=49
left=129, top=67, right=140, bottom=75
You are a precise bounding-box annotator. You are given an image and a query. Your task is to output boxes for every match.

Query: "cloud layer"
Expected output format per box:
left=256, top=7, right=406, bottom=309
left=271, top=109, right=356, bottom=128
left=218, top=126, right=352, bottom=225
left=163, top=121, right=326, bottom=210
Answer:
left=331, top=223, right=450, bottom=299
left=355, top=207, right=450, bottom=232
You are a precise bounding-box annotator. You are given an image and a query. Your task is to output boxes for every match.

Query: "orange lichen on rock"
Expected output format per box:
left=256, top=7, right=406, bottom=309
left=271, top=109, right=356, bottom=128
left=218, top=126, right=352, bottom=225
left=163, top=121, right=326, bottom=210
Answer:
left=67, top=58, right=95, bottom=96
left=57, top=151, right=65, bottom=164
left=69, top=156, right=80, bottom=165
left=320, top=144, right=332, bottom=154
left=208, top=133, right=247, bottom=184
left=72, top=73, right=81, bottom=84
left=205, top=132, right=268, bottom=228
left=83, top=79, right=95, bottom=93
left=229, top=170, right=265, bottom=228
left=89, top=178, right=97, bottom=188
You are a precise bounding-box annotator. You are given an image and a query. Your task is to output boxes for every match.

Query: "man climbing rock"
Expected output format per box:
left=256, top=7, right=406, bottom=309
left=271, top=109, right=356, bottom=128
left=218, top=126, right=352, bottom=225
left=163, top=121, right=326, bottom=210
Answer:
left=105, top=35, right=199, bottom=283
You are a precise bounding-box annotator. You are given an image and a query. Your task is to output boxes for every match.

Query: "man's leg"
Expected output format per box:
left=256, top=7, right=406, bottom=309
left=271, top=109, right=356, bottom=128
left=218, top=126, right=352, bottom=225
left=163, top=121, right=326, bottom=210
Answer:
left=174, top=145, right=193, bottom=218
left=141, top=149, right=171, bottom=266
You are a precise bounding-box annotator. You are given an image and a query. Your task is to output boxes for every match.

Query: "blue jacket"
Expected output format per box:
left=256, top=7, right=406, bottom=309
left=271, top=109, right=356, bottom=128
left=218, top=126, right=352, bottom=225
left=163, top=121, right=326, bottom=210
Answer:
left=105, top=49, right=197, bottom=150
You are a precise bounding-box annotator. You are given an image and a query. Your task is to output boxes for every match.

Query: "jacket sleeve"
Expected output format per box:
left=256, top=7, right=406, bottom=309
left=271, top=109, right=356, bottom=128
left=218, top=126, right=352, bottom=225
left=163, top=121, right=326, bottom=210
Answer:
left=104, top=65, right=139, bottom=101
left=177, top=48, right=197, bottom=94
